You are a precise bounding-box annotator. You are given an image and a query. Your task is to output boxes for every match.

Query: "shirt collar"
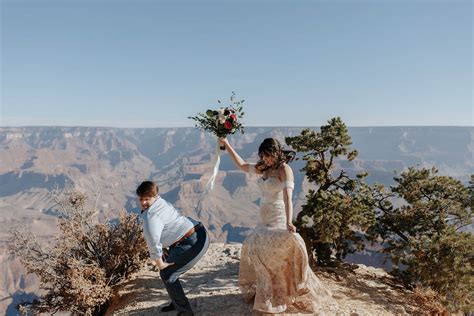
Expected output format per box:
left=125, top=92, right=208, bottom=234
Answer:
left=140, top=196, right=161, bottom=214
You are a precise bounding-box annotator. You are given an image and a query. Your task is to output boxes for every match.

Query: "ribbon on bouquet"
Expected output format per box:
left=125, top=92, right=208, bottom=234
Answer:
left=204, top=139, right=221, bottom=193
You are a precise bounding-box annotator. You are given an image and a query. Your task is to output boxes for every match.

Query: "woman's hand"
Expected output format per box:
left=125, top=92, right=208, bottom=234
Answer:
left=287, top=222, right=297, bottom=233
left=219, top=137, right=229, bottom=150
left=219, top=137, right=228, bottom=146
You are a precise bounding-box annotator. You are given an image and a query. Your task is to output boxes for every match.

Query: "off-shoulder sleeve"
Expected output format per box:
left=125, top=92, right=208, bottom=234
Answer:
left=281, top=180, right=294, bottom=190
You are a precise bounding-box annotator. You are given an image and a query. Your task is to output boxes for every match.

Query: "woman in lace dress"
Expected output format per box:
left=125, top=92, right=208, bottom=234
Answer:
left=220, top=137, right=337, bottom=314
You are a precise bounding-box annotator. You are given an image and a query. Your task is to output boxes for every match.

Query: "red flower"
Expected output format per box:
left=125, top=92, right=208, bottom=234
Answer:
left=223, top=121, right=232, bottom=130
left=230, top=114, right=237, bottom=120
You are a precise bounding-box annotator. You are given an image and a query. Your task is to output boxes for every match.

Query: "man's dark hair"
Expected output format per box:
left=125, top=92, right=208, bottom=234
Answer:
left=136, top=181, right=158, bottom=197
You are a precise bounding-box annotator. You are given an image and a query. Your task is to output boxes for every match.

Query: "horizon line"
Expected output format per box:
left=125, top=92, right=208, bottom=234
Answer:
left=0, top=124, right=472, bottom=129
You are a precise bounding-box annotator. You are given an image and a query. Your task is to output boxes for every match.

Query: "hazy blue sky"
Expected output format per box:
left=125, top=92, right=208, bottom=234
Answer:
left=1, top=0, right=472, bottom=127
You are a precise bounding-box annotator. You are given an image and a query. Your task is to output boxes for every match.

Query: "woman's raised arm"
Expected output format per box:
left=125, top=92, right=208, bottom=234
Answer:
left=219, top=138, right=253, bottom=173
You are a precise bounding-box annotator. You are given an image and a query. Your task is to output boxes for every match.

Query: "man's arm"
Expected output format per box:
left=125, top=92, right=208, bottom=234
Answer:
left=148, top=215, right=175, bottom=269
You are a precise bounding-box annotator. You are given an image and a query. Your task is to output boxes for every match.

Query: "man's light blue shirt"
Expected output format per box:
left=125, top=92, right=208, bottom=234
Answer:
left=141, top=197, right=196, bottom=260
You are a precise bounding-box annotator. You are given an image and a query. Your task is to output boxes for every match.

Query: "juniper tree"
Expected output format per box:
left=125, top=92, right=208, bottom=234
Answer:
left=368, top=168, right=473, bottom=312
left=285, top=117, right=375, bottom=265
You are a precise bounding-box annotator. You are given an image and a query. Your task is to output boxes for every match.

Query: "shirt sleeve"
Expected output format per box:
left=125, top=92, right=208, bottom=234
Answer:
left=146, top=213, right=164, bottom=260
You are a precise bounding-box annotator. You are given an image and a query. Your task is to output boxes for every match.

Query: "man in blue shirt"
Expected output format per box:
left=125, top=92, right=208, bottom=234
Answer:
left=137, top=181, right=210, bottom=316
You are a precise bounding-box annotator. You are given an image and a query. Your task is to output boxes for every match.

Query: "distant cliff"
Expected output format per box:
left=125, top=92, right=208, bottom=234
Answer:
left=0, top=126, right=472, bottom=314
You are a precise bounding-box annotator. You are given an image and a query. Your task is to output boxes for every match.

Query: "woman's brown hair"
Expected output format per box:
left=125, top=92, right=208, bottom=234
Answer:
left=255, top=138, right=296, bottom=172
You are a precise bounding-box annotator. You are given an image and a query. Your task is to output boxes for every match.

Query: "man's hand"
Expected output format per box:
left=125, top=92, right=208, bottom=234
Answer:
left=155, top=258, right=175, bottom=270
left=157, top=261, right=175, bottom=270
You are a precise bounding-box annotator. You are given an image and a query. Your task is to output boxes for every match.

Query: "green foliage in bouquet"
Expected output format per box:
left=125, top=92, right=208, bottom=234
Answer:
left=188, top=91, right=245, bottom=138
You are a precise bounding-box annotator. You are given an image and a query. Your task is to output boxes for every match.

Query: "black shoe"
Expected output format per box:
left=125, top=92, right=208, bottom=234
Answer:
left=160, top=302, right=176, bottom=312
left=177, top=311, right=194, bottom=316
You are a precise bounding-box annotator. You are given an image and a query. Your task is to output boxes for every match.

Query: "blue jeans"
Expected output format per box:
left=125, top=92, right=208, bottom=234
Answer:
left=160, top=224, right=210, bottom=313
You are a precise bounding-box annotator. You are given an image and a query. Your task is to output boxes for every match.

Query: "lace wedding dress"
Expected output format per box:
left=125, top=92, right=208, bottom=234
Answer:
left=239, top=165, right=338, bottom=314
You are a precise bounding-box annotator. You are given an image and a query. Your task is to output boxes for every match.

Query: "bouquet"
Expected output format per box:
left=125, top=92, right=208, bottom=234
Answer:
left=188, top=92, right=245, bottom=149
left=188, top=92, right=245, bottom=192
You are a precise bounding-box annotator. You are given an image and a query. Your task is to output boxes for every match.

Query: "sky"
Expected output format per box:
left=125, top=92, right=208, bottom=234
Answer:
left=0, top=0, right=472, bottom=127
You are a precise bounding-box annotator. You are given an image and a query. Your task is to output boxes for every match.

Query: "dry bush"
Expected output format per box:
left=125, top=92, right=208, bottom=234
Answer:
left=410, top=286, right=448, bottom=315
left=8, top=188, right=148, bottom=315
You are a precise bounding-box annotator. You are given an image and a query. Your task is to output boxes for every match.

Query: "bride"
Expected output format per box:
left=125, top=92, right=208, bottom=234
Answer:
left=219, top=137, right=337, bottom=314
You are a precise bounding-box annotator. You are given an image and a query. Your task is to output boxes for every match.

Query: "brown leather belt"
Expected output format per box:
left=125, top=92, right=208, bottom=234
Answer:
left=170, top=223, right=203, bottom=248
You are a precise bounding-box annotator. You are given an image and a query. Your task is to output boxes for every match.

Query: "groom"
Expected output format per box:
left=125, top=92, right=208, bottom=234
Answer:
left=136, top=181, right=210, bottom=316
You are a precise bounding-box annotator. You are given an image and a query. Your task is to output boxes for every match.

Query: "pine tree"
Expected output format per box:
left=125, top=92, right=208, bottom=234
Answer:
left=285, top=117, right=375, bottom=265
left=369, top=168, right=473, bottom=311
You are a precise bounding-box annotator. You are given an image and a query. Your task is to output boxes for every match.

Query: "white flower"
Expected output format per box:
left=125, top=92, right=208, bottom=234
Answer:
left=217, top=108, right=225, bottom=115
left=301, top=215, right=314, bottom=228
left=218, top=114, right=226, bottom=124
